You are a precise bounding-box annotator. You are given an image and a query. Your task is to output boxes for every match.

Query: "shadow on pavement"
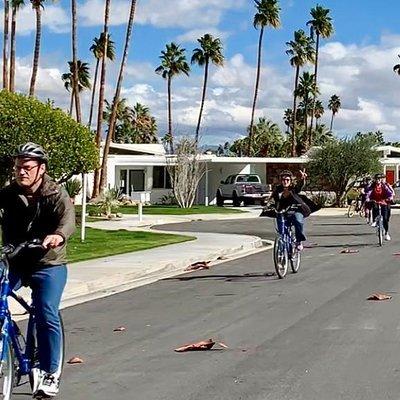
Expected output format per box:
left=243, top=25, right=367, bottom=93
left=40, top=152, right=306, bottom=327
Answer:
left=164, top=272, right=276, bottom=283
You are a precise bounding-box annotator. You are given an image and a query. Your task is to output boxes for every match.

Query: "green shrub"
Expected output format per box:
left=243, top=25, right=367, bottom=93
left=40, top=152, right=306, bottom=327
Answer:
left=63, top=178, right=82, bottom=199
left=0, top=90, right=98, bottom=185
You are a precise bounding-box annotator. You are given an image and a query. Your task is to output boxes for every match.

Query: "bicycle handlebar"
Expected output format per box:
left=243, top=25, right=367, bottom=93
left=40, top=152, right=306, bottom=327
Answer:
left=266, top=204, right=299, bottom=215
left=1, top=239, right=44, bottom=259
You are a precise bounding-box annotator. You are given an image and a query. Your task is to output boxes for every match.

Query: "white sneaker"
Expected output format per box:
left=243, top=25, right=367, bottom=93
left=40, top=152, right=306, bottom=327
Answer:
left=385, top=233, right=391, bottom=241
left=34, top=373, right=59, bottom=398
left=30, top=368, right=43, bottom=395
left=371, top=222, right=377, bottom=227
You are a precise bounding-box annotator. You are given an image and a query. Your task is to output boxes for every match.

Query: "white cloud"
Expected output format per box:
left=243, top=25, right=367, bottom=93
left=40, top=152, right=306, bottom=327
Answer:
left=176, top=28, right=231, bottom=44
left=0, top=3, right=70, bottom=35
left=79, top=0, right=246, bottom=28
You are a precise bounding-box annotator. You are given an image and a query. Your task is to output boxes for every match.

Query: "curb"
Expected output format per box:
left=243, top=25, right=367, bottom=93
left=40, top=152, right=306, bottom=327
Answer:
left=59, top=233, right=269, bottom=310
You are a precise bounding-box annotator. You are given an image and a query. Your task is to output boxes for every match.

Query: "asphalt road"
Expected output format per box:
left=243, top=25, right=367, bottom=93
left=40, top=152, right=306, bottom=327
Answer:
left=14, top=215, right=400, bottom=399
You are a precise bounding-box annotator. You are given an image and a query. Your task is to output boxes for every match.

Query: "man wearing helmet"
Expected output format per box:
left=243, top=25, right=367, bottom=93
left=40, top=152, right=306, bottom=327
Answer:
left=269, top=169, right=309, bottom=251
left=365, top=172, right=394, bottom=241
left=0, top=142, right=75, bottom=397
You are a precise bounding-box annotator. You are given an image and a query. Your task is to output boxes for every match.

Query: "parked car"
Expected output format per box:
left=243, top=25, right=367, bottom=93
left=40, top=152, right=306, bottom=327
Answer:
left=216, top=174, right=270, bottom=207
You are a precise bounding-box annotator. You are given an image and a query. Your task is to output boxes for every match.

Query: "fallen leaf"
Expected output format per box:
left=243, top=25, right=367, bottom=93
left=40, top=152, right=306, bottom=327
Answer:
left=367, top=292, right=392, bottom=301
left=184, top=261, right=211, bottom=271
left=340, top=248, right=359, bottom=254
left=217, top=255, right=229, bottom=260
left=67, top=357, right=84, bottom=364
left=393, top=253, right=400, bottom=256
left=113, top=326, right=126, bottom=332
left=174, top=339, right=215, bottom=352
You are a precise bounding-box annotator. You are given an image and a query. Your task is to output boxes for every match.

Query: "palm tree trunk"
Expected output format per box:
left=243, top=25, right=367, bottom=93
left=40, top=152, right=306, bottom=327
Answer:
left=194, top=57, right=209, bottom=146
left=248, top=26, right=264, bottom=157
left=309, top=33, right=320, bottom=143
left=2, top=0, right=10, bottom=90
left=167, top=74, right=173, bottom=153
left=291, top=66, right=300, bottom=156
left=330, top=112, right=334, bottom=131
left=69, top=89, right=74, bottom=116
left=87, top=58, right=99, bottom=127
left=99, top=0, right=137, bottom=193
left=9, top=4, right=16, bottom=92
left=71, top=0, right=81, bottom=123
left=29, top=6, right=42, bottom=96
left=304, top=104, right=308, bottom=145
left=92, top=0, right=111, bottom=198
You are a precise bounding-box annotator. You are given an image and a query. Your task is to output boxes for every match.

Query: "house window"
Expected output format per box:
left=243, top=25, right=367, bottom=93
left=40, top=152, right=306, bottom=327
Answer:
left=153, top=166, right=171, bottom=189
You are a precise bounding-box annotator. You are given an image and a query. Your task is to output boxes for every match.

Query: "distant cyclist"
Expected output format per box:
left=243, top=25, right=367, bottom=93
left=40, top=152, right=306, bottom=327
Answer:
left=365, top=173, right=394, bottom=241
left=360, top=176, right=372, bottom=223
left=269, top=169, right=311, bottom=251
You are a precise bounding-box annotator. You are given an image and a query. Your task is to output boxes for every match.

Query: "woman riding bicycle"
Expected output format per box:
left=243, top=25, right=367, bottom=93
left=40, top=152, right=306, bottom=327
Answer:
left=365, top=173, right=394, bottom=241
left=269, top=170, right=310, bottom=251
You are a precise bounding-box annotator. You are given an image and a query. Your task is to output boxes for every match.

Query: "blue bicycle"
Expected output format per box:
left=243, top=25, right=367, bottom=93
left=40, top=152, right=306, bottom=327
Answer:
left=271, top=206, right=301, bottom=279
left=0, top=240, right=65, bottom=399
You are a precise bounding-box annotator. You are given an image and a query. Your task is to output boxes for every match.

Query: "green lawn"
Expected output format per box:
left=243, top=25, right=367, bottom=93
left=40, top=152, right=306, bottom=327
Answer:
left=76, top=204, right=245, bottom=215
left=67, top=227, right=194, bottom=263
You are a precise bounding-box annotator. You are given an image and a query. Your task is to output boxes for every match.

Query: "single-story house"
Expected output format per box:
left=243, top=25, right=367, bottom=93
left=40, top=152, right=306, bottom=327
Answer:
left=80, top=143, right=400, bottom=206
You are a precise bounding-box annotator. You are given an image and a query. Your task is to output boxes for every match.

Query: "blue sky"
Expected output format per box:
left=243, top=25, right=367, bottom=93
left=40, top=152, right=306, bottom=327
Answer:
left=3, top=0, right=400, bottom=144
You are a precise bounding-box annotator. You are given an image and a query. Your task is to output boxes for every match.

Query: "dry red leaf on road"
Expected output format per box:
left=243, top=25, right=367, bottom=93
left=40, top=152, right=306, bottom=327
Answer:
left=340, top=248, right=359, bottom=254
left=174, top=339, right=216, bottom=352
left=67, top=357, right=84, bottom=364
left=184, top=261, right=211, bottom=271
left=367, top=293, right=392, bottom=301
left=113, top=326, right=126, bottom=332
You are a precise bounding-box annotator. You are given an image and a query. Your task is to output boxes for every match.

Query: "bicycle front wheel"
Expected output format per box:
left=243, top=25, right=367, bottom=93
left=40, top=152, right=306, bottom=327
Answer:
left=377, top=219, right=383, bottom=247
left=290, top=245, right=301, bottom=273
left=274, top=237, right=288, bottom=279
left=347, top=201, right=356, bottom=218
left=0, top=336, right=15, bottom=400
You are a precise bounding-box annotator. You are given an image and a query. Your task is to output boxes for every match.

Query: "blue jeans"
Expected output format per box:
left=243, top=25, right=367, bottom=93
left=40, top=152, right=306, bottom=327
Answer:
left=10, top=265, right=67, bottom=374
left=277, top=212, right=306, bottom=243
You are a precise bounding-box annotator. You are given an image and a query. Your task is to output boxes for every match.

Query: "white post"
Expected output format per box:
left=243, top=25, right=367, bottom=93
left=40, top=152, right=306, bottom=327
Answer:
left=80, top=173, right=87, bottom=242
left=138, top=202, right=143, bottom=222
left=205, top=163, right=209, bottom=206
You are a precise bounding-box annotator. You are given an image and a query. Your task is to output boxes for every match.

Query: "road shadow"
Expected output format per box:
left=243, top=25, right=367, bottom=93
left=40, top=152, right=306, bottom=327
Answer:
left=312, top=222, right=367, bottom=226
left=310, top=232, right=373, bottom=237
left=164, top=272, right=277, bottom=283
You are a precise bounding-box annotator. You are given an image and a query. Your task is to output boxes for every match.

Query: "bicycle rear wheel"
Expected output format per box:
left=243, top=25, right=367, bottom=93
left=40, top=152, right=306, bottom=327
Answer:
left=0, top=335, right=14, bottom=400
left=273, top=237, right=288, bottom=279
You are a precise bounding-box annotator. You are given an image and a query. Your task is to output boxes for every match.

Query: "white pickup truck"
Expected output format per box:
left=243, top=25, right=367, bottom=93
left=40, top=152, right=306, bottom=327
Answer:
left=216, top=174, right=270, bottom=207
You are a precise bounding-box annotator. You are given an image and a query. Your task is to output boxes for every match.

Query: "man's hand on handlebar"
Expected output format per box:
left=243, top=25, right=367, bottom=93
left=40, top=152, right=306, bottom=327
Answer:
left=42, top=234, right=64, bottom=249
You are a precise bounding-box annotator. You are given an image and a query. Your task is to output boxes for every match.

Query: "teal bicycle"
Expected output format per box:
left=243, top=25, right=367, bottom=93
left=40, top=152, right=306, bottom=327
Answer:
left=0, top=240, right=65, bottom=399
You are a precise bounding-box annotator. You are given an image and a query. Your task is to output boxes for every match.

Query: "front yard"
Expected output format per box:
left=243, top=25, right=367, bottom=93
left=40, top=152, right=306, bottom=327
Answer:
left=67, top=228, right=194, bottom=263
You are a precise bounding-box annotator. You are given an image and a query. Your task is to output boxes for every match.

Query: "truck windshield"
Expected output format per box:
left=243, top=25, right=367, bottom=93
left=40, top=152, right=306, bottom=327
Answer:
left=236, top=175, right=260, bottom=183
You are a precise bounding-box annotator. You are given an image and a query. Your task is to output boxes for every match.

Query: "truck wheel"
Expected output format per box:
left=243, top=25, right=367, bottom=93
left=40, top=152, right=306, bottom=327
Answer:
left=232, top=192, right=241, bottom=207
left=216, top=191, right=224, bottom=207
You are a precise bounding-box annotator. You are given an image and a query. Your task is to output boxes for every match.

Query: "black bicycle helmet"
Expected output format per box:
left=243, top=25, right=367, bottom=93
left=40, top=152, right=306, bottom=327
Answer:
left=374, top=173, right=385, bottom=179
left=14, top=142, right=48, bottom=163
left=279, top=170, right=294, bottom=179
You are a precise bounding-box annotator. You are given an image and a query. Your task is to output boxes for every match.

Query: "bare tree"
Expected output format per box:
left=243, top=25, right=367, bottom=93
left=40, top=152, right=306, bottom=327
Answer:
left=166, top=138, right=207, bottom=208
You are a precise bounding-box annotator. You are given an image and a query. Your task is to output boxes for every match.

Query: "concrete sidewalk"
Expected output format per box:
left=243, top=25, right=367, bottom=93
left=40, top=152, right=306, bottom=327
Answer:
left=10, top=218, right=266, bottom=315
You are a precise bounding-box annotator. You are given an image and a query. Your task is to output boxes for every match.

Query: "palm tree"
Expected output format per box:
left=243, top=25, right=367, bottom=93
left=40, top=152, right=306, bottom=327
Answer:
left=295, top=71, right=319, bottom=146
left=314, top=99, right=324, bottom=125
left=191, top=33, right=224, bottom=145
left=393, top=55, right=400, bottom=76
left=99, top=0, right=138, bottom=193
left=131, top=103, right=158, bottom=144
left=87, top=33, right=115, bottom=128
left=248, top=0, right=281, bottom=156
left=9, top=0, right=24, bottom=92
left=3, top=0, right=10, bottom=90
left=328, top=94, right=341, bottom=131
left=61, top=60, right=91, bottom=116
left=92, top=0, right=111, bottom=198
left=286, top=29, right=315, bottom=155
left=71, top=0, right=81, bottom=122
left=283, top=108, right=292, bottom=135
left=155, top=42, right=190, bottom=153
left=29, top=0, right=46, bottom=96
left=307, top=5, right=334, bottom=133
left=313, top=123, right=334, bottom=146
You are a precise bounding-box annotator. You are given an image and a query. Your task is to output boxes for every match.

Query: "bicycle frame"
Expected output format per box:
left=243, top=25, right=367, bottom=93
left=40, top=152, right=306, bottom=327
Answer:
left=275, top=212, right=295, bottom=253
left=0, top=253, right=36, bottom=378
